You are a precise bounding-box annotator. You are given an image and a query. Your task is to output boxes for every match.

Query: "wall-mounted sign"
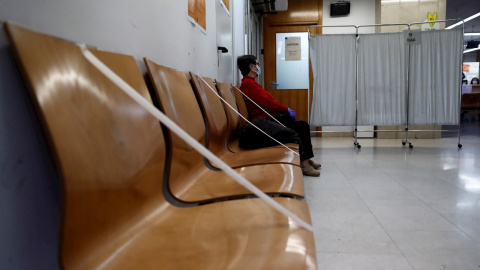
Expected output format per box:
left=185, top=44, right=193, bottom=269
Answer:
left=422, top=12, right=440, bottom=31
left=285, top=36, right=301, bottom=61
left=463, top=62, right=480, bottom=85
left=403, top=30, right=422, bottom=45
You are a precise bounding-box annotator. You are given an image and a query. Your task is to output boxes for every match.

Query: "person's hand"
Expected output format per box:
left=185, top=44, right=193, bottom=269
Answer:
left=287, top=107, right=296, bottom=119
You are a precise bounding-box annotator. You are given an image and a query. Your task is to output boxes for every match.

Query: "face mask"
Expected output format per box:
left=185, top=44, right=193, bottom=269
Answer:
left=473, top=81, right=478, bottom=85
left=255, top=65, right=261, bottom=76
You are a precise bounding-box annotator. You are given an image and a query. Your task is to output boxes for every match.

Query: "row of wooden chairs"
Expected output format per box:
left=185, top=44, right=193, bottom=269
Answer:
left=4, top=22, right=316, bottom=269
left=144, top=60, right=306, bottom=202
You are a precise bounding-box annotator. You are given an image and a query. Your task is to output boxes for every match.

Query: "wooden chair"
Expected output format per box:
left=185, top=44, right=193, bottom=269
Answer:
left=144, top=59, right=305, bottom=202
left=221, top=83, right=300, bottom=152
left=189, top=73, right=300, bottom=168
left=4, top=22, right=316, bottom=270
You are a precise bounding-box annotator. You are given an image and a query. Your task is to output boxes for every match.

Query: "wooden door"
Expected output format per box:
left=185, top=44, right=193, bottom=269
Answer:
left=263, top=0, right=322, bottom=123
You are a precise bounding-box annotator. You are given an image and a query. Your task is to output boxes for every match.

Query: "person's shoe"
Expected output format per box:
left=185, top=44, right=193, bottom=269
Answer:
left=308, top=160, right=322, bottom=169
left=301, top=165, right=320, bottom=177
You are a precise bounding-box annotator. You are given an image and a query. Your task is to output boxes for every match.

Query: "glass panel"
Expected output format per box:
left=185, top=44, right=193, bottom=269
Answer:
left=276, top=32, right=309, bottom=89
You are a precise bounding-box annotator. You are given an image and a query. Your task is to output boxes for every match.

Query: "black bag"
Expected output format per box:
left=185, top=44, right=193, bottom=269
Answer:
left=238, top=118, right=300, bottom=149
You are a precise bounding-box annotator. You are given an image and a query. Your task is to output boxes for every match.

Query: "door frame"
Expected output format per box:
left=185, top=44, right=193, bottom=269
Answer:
left=263, top=24, right=313, bottom=122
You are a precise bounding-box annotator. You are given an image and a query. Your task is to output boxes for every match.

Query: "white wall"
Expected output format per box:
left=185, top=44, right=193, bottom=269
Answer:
left=233, top=0, right=245, bottom=85
left=216, top=1, right=234, bottom=83
left=322, top=0, right=376, bottom=34
left=0, top=0, right=223, bottom=77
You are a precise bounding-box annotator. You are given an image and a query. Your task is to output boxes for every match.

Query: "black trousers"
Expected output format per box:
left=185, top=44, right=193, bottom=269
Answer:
left=274, top=117, right=314, bottom=161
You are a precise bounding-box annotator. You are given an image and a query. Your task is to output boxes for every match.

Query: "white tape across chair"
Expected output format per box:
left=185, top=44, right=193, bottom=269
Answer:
left=195, top=75, right=299, bottom=156
left=79, top=44, right=313, bottom=232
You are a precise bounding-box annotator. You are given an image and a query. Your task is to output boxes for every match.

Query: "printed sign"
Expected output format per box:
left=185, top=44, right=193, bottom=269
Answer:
left=463, top=62, right=480, bottom=85
left=422, top=12, right=440, bottom=31
left=403, top=30, right=422, bottom=45
left=285, top=36, right=301, bottom=61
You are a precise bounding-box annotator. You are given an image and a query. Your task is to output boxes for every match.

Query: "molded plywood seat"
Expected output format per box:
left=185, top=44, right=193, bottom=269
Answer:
left=190, top=73, right=300, bottom=168
left=4, top=22, right=316, bottom=270
left=225, top=84, right=299, bottom=152
left=144, top=59, right=305, bottom=202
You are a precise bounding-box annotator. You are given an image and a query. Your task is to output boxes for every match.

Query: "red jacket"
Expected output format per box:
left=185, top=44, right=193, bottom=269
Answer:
left=240, top=76, right=288, bottom=121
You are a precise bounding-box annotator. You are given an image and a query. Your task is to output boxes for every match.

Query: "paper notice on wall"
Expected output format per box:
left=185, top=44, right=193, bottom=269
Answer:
left=285, top=36, right=301, bottom=61
left=463, top=62, right=480, bottom=84
left=403, top=30, right=422, bottom=45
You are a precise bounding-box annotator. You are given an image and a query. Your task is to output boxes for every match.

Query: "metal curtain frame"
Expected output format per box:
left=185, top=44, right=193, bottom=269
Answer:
left=307, top=19, right=464, bottom=149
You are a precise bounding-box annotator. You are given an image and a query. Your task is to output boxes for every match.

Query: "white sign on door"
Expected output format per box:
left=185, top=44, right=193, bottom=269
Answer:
left=285, top=36, right=301, bottom=61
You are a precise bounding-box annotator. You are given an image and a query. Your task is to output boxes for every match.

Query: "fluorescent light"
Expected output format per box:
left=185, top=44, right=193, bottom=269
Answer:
left=446, top=11, right=480, bottom=29
left=465, top=33, right=480, bottom=36
left=464, top=47, right=480, bottom=54
left=464, top=12, right=480, bottom=23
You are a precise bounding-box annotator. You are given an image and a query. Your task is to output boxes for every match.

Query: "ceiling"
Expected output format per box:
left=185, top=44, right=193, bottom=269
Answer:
left=446, top=0, right=480, bottom=33
left=446, top=0, right=480, bottom=57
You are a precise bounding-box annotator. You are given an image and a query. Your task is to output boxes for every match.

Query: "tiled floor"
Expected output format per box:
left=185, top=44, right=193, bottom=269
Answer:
left=305, top=121, right=480, bottom=269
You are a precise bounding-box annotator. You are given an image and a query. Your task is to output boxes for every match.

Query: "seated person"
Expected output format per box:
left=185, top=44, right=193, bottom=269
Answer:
left=237, top=55, right=321, bottom=177
left=471, top=77, right=479, bottom=85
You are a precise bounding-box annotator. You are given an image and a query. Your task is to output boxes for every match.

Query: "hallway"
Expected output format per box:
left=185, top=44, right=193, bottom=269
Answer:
left=305, top=122, right=480, bottom=269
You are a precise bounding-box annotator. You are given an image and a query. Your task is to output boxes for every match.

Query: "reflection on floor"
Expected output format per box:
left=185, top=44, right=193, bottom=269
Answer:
left=306, top=119, right=480, bottom=269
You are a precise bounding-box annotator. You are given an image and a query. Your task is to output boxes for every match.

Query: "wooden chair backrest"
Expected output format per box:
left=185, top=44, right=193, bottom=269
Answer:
left=189, top=72, right=229, bottom=153
left=4, top=22, right=167, bottom=269
left=232, top=85, right=249, bottom=124
left=144, top=58, right=213, bottom=201
left=216, top=81, right=242, bottom=130
left=215, top=81, right=245, bottom=150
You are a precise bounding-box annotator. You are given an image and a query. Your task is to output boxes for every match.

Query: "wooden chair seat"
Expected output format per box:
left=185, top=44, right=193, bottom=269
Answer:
left=173, top=160, right=304, bottom=202
left=189, top=73, right=301, bottom=167
left=144, top=59, right=305, bottom=202
left=220, top=82, right=300, bottom=153
left=4, top=22, right=316, bottom=270
left=79, top=197, right=315, bottom=270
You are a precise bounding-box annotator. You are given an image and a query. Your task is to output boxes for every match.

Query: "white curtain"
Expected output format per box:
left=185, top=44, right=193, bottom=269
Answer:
left=357, top=32, right=407, bottom=125
left=408, top=28, right=464, bottom=125
left=309, top=28, right=463, bottom=127
left=309, top=34, right=356, bottom=126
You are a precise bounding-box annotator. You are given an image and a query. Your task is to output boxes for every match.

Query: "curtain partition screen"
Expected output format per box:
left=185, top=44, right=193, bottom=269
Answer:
left=409, top=28, right=463, bottom=125
left=309, top=28, right=463, bottom=127
left=357, top=32, right=407, bottom=126
left=309, top=34, right=356, bottom=126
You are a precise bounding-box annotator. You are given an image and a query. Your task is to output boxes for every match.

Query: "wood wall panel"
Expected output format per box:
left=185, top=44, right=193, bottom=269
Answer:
left=266, top=0, right=321, bottom=26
